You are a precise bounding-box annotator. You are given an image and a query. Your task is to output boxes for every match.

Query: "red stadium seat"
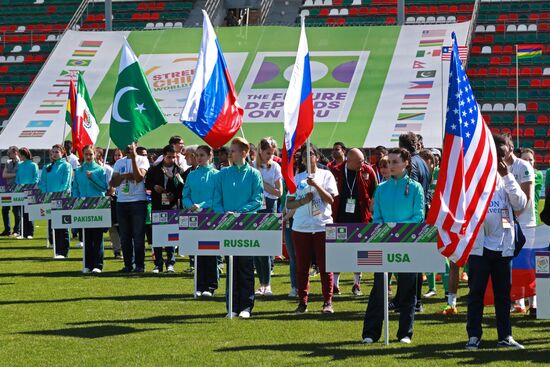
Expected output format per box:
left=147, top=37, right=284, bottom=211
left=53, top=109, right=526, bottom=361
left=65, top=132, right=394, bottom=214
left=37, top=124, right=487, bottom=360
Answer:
left=490, top=127, right=500, bottom=135
left=538, top=116, right=549, bottom=125
left=501, top=128, right=512, bottom=135
left=512, top=128, right=523, bottom=137
left=514, top=115, right=525, bottom=125
left=534, top=140, right=545, bottom=149
left=531, top=79, right=541, bottom=88
left=524, top=128, right=535, bottom=137
left=527, top=102, right=538, bottom=112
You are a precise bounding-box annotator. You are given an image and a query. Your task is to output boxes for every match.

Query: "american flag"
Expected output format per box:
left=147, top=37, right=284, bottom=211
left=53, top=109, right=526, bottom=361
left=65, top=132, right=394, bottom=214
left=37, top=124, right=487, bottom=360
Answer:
left=426, top=33, right=497, bottom=266
left=441, top=45, right=468, bottom=62
left=357, top=250, right=383, bottom=266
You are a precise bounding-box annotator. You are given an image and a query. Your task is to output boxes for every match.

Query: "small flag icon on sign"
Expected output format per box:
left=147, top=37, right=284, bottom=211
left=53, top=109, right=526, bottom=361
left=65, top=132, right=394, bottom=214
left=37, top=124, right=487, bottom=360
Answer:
left=198, top=241, right=220, bottom=250
left=168, top=233, right=179, bottom=242
left=357, top=250, right=383, bottom=266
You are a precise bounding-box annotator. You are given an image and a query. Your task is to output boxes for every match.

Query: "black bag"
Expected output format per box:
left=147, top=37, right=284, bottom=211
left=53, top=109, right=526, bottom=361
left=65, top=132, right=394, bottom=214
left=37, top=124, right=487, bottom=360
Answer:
left=513, top=211, right=526, bottom=257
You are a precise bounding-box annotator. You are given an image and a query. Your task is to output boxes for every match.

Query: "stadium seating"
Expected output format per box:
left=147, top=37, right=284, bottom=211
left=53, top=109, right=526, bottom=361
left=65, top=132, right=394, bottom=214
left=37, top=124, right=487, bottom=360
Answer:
left=470, top=0, right=550, bottom=167
left=299, top=0, right=474, bottom=26
left=0, top=0, right=195, bottom=125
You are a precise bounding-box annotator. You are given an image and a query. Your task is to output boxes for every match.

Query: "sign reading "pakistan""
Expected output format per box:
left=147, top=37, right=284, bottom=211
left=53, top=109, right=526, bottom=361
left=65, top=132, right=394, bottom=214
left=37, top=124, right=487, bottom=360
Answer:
left=51, top=197, right=111, bottom=229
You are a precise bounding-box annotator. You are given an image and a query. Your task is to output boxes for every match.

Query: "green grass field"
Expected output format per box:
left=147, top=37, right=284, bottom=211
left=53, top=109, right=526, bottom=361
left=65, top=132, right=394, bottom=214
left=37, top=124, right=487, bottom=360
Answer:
left=1, top=220, right=549, bottom=367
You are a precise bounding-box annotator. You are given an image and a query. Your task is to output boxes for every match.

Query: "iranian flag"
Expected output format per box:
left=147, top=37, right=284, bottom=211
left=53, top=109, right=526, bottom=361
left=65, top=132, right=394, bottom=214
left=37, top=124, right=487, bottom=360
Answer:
left=65, top=73, right=99, bottom=158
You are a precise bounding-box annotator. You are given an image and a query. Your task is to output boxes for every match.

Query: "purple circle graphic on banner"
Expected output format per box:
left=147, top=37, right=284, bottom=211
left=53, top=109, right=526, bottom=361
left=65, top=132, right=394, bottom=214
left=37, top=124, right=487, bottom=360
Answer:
left=332, top=61, right=357, bottom=83
left=253, top=61, right=280, bottom=84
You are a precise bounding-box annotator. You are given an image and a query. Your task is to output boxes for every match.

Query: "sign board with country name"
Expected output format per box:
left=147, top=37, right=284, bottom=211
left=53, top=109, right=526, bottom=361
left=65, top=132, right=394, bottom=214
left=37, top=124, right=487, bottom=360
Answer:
left=536, top=251, right=550, bottom=319
left=51, top=197, right=111, bottom=229
left=151, top=209, right=183, bottom=248
left=178, top=213, right=283, bottom=256
left=325, top=223, right=445, bottom=273
left=26, top=191, right=69, bottom=221
left=0, top=184, right=36, bottom=207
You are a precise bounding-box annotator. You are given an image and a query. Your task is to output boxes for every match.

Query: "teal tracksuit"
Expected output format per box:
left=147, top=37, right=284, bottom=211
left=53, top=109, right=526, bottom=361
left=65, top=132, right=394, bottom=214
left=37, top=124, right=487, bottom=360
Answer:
left=72, top=162, right=107, bottom=198
left=71, top=161, right=107, bottom=271
left=372, top=174, right=425, bottom=223
left=213, top=163, right=263, bottom=214
left=39, top=159, right=72, bottom=193
left=182, top=164, right=219, bottom=210
left=15, top=160, right=39, bottom=185
left=212, top=162, right=264, bottom=315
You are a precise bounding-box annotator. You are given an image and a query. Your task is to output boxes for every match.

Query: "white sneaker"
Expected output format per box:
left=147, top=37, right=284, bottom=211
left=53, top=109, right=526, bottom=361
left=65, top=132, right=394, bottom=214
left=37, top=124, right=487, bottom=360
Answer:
left=201, top=291, right=213, bottom=297
left=255, top=286, right=265, bottom=295
left=226, top=312, right=238, bottom=318
left=400, top=337, right=412, bottom=344
left=82, top=268, right=91, bottom=273
left=78, top=242, right=84, bottom=248
left=238, top=310, right=251, bottom=319
left=263, top=285, right=273, bottom=296
left=26, top=236, right=33, bottom=240
left=362, top=337, right=374, bottom=344
left=11, top=232, right=19, bottom=237
left=195, top=291, right=203, bottom=297
left=288, top=287, right=298, bottom=298
left=92, top=268, right=102, bottom=274
left=54, top=255, right=65, bottom=259
left=166, top=265, right=175, bottom=273
left=497, top=336, right=525, bottom=349
left=16, top=235, right=24, bottom=240
left=152, top=267, right=160, bottom=274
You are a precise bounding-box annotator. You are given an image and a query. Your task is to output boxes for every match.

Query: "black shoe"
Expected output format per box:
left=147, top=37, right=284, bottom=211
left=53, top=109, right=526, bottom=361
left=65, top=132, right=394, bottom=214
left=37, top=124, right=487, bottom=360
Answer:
left=134, top=267, right=145, bottom=273
left=415, top=302, right=424, bottom=313
left=388, top=301, right=400, bottom=312
left=114, top=252, right=123, bottom=260
left=294, top=303, right=308, bottom=314
left=119, top=266, right=132, bottom=273
left=527, top=307, right=537, bottom=318
left=0, top=230, right=10, bottom=236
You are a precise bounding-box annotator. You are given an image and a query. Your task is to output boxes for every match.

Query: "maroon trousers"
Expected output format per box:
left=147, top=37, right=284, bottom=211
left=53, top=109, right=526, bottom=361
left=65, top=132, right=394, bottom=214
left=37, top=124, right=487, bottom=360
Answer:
left=291, top=230, right=334, bottom=305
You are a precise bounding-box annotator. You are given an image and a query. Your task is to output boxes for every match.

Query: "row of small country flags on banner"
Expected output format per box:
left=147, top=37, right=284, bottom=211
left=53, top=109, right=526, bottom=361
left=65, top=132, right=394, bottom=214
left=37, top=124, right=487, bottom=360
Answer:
left=391, top=29, right=469, bottom=142
left=19, top=40, right=103, bottom=138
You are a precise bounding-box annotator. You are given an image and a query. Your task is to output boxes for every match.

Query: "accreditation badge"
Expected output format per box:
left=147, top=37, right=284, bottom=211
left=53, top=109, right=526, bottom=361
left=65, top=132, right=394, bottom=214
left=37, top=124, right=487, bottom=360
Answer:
left=346, top=198, right=356, bottom=213
left=501, top=208, right=512, bottom=229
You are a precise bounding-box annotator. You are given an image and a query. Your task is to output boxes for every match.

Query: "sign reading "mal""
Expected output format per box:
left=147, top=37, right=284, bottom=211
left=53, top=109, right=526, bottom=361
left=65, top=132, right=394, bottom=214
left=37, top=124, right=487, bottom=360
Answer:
left=326, top=223, right=446, bottom=273
left=178, top=213, right=282, bottom=256
left=51, top=197, right=111, bottom=229
left=0, top=184, right=36, bottom=207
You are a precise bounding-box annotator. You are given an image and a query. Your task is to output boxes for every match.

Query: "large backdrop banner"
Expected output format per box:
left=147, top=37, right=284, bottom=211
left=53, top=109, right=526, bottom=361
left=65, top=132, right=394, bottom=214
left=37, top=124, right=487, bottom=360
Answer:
left=0, top=23, right=469, bottom=149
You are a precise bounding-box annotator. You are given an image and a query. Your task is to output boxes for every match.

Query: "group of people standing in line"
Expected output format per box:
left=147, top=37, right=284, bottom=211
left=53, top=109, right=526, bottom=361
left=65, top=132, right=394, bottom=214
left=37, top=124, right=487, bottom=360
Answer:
left=1, top=131, right=548, bottom=348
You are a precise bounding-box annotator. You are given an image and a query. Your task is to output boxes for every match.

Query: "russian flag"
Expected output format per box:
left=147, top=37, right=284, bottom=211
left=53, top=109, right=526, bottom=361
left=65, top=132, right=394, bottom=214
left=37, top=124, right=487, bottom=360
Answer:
left=180, top=10, right=243, bottom=149
left=281, top=17, right=314, bottom=194
left=198, top=241, right=220, bottom=250
left=484, top=226, right=549, bottom=305
left=167, top=233, right=179, bottom=242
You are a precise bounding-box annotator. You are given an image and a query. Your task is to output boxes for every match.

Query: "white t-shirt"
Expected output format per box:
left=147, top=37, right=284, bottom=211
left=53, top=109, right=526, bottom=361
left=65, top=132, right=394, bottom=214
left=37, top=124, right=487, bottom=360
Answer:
left=253, top=161, right=283, bottom=200
left=289, top=169, right=338, bottom=233
left=509, top=157, right=536, bottom=227
left=102, top=163, right=113, bottom=185
left=112, top=156, right=150, bottom=202
left=67, top=154, right=80, bottom=170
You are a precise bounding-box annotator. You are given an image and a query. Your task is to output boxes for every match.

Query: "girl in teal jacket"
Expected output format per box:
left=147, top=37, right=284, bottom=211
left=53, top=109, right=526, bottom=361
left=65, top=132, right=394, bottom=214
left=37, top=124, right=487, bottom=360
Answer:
left=362, top=147, right=425, bottom=345
left=39, top=144, right=72, bottom=258
left=183, top=145, right=220, bottom=296
left=72, top=145, right=107, bottom=273
left=15, top=147, right=39, bottom=238
left=15, top=147, right=39, bottom=185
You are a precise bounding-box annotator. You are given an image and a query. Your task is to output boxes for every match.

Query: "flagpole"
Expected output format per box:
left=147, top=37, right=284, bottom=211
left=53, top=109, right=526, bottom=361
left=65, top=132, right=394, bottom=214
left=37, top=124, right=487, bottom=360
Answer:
left=515, top=44, right=519, bottom=148
left=104, top=138, right=112, bottom=164
left=441, top=56, right=445, bottom=146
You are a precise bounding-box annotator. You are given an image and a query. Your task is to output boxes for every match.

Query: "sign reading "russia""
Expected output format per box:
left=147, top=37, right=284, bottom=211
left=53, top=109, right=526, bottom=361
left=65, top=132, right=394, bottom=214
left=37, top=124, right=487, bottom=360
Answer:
left=178, top=213, right=283, bottom=256
left=325, top=223, right=446, bottom=273
left=51, top=197, right=111, bottom=229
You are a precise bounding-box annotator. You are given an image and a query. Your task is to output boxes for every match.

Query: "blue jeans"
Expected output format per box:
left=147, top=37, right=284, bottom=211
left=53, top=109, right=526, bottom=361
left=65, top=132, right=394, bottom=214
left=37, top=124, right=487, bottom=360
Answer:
left=467, top=248, right=512, bottom=340
left=283, top=219, right=297, bottom=289
left=117, top=201, right=147, bottom=270
left=84, top=228, right=104, bottom=270
left=3, top=205, right=22, bottom=234
left=153, top=247, right=175, bottom=269
left=254, top=198, right=277, bottom=286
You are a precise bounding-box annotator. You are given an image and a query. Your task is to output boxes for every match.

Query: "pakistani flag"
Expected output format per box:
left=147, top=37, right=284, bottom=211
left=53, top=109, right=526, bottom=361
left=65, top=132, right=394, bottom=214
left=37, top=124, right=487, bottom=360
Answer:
left=109, top=40, right=166, bottom=148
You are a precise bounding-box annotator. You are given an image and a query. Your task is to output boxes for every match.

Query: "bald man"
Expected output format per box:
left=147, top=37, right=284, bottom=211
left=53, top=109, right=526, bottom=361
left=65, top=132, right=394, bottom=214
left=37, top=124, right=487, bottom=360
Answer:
left=330, top=148, right=378, bottom=295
